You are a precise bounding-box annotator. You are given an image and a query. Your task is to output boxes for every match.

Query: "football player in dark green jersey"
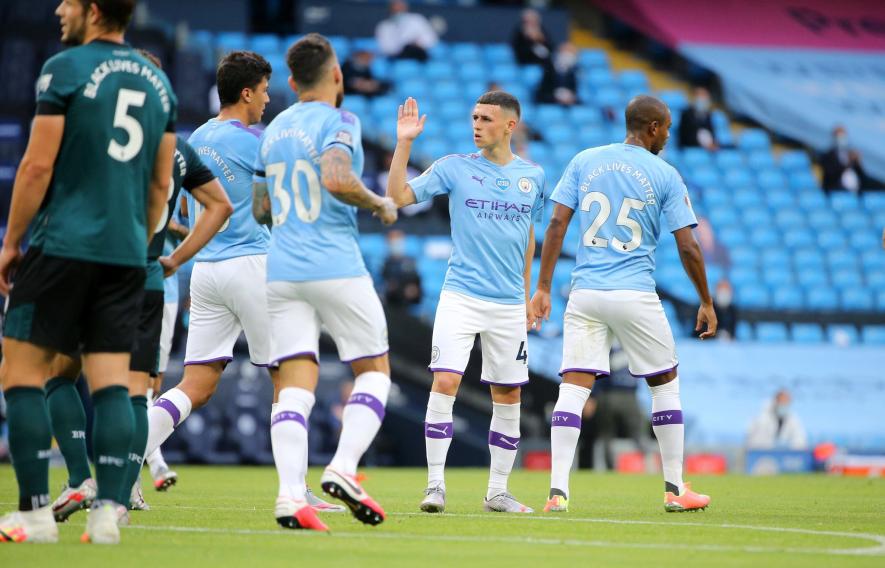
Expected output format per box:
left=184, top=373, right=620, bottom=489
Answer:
left=0, top=0, right=176, bottom=545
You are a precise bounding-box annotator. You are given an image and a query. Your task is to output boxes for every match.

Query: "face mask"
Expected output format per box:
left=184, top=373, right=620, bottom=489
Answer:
left=835, top=134, right=848, bottom=150
left=694, top=98, right=710, bottom=113
left=715, top=289, right=732, bottom=307
left=774, top=403, right=789, bottom=419
left=555, top=52, right=577, bottom=71
left=389, top=239, right=405, bottom=256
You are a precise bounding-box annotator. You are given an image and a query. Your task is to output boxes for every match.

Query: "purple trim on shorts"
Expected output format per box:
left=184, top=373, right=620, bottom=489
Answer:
left=153, top=398, right=181, bottom=427
left=651, top=410, right=684, bottom=426
left=488, top=430, right=521, bottom=450
left=273, top=351, right=318, bottom=365
left=341, top=349, right=389, bottom=364
left=479, top=378, right=530, bottom=387
left=424, top=422, right=454, bottom=439
left=559, top=367, right=609, bottom=378
left=347, top=392, right=386, bottom=421
left=630, top=364, right=678, bottom=379
left=271, top=410, right=306, bottom=429
left=250, top=362, right=272, bottom=368
left=551, top=411, right=581, bottom=429
left=428, top=367, right=465, bottom=376
left=184, top=356, right=233, bottom=367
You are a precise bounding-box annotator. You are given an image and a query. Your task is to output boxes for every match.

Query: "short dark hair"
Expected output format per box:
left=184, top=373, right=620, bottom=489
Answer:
left=79, top=0, right=136, bottom=32
left=625, top=95, right=668, bottom=133
left=136, top=48, right=162, bottom=69
left=216, top=51, right=272, bottom=107
left=286, top=33, right=336, bottom=90
left=476, top=91, right=521, bottom=119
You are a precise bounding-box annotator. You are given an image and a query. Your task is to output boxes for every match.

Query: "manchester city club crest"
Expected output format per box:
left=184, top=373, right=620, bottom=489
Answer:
left=431, top=345, right=440, bottom=363
left=495, top=178, right=510, bottom=190
left=518, top=177, right=532, bottom=193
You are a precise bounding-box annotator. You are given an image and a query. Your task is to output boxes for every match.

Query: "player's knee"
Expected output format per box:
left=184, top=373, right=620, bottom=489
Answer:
left=178, top=374, right=220, bottom=409
left=351, top=354, right=390, bottom=377
left=645, top=370, right=677, bottom=387
left=490, top=385, right=521, bottom=404
left=431, top=373, right=461, bottom=396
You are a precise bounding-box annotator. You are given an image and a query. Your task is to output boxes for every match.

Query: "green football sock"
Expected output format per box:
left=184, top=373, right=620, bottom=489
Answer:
left=119, top=395, right=148, bottom=505
left=45, top=376, right=92, bottom=487
left=5, top=387, right=52, bottom=511
left=91, top=385, right=134, bottom=504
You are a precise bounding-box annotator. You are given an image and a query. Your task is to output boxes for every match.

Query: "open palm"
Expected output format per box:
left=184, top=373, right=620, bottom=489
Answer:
left=397, top=97, right=427, bottom=142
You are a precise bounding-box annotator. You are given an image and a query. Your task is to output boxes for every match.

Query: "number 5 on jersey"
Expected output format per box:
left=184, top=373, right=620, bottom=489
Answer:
left=581, top=192, right=645, bottom=252
left=266, top=160, right=322, bottom=225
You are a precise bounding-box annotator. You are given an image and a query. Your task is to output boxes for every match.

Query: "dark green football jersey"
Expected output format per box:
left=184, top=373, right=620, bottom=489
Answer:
left=144, top=137, right=215, bottom=291
left=29, top=40, right=178, bottom=267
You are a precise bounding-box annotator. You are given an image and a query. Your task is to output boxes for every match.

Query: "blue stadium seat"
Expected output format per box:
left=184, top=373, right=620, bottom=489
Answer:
left=862, top=250, right=885, bottom=272
left=736, top=320, right=754, bottom=341
left=701, top=187, right=730, bottom=209
left=761, top=249, right=790, bottom=268
left=736, top=283, right=769, bottom=308
left=830, top=192, right=860, bottom=213
left=711, top=109, right=730, bottom=132
left=681, top=147, right=712, bottom=169
left=840, top=210, right=870, bottom=231
left=483, top=43, right=514, bottom=65
left=520, top=65, right=544, bottom=87
left=842, top=288, right=874, bottom=311
left=850, top=232, right=879, bottom=250
left=397, top=78, right=428, bottom=99
left=535, top=104, right=567, bottom=125
left=738, top=128, right=770, bottom=151
left=878, top=290, right=885, bottom=311
left=806, top=209, right=838, bottom=231
left=723, top=168, right=754, bottom=189
left=793, top=249, right=825, bottom=271
left=832, top=270, right=863, bottom=289
left=569, top=105, right=602, bottom=126
left=742, top=208, right=773, bottom=227
left=689, top=167, right=720, bottom=189
left=827, top=324, right=859, bottom=345
left=867, top=270, right=885, bottom=291
left=457, top=61, right=485, bottom=82
left=747, top=151, right=775, bottom=170
left=425, top=61, right=455, bottom=81
left=216, top=31, right=247, bottom=54
left=763, top=268, right=795, bottom=287
left=438, top=99, right=467, bottom=121
left=817, top=230, right=847, bottom=249
left=766, top=189, right=795, bottom=209
left=545, top=125, right=574, bottom=145
left=578, top=49, right=609, bottom=69
left=450, top=42, right=482, bottom=61
left=756, top=322, right=788, bottom=342
left=750, top=227, right=779, bottom=247
left=774, top=209, right=806, bottom=229
left=772, top=287, right=804, bottom=310
left=584, top=67, right=614, bottom=88
left=778, top=150, right=811, bottom=172
left=729, top=246, right=757, bottom=267
left=797, top=268, right=827, bottom=287
left=351, top=37, right=378, bottom=53
left=792, top=323, right=823, bottom=343
left=797, top=191, right=827, bottom=211
left=788, top=170, right=818, bottom=192
left=784, top=228, right=814, bottom=249
left=618, top=70, right=648, bottom=90
left=714, top=149, right=744, bottom=170
left=826, top=250, right=857, bottom=273
left=428, top=42, right=449, bottom=60
left=593, top=87, right=623, bottom=109
left=391, top=59, right=422, bottom=80
left=708, top=208, right=740, bottom=228
left=757, top=169, right=787, bottom=191
left=806, top=288, right=839, bottom=310
left=489, top=64, right=519, bottom=83
left=862, top=325, right=885, bottom=345
left=657, top=90, right=689, bottom=113
left=863, top=193, right=885, bottom=210
left=250, top=34, right=281, bottom=56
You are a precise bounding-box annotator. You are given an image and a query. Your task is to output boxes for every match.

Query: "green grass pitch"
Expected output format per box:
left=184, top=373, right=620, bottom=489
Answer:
left=1, top=465, right=883, bottom=567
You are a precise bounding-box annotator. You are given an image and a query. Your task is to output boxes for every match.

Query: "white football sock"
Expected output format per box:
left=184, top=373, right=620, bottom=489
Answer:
left=145, top=448, right=169, bottom=478
left=146, top=388, right=192, bottom=456
left=271, top=387, right=315, bottom=500
left=328, top=372, right=390, bottom=477
left=424, top=391, right=455, bottom=488
left=549, top=383, right=591, bottom=499
left=487, top=402, right=520, bottom=499
left=649, top=377, right=684, bottom=495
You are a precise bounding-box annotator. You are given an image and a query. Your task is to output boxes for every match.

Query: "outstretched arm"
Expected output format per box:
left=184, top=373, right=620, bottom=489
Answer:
left=386, top=97, right=426, bottom=208
left=673, top=226, right=717, bottom=339
left=530, top=204, right=574, bottom=331
left=320, top=147, right=397, bottom=225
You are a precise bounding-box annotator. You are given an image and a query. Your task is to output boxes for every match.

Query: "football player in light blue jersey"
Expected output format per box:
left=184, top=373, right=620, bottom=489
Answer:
left=387, top=93, right=545, bottom=514
left=250, top=34, right=397, bottom=532
left=531, top=95, right=717, bottom=514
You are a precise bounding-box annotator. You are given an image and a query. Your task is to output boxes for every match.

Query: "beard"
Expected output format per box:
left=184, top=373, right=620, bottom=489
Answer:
left=335, top=86, right=344, bottom=108
left=61, top=16, right=87, bottom=46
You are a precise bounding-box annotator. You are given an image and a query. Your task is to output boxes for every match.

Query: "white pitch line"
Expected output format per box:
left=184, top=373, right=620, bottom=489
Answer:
left=122, top=522, right=884, bottom=557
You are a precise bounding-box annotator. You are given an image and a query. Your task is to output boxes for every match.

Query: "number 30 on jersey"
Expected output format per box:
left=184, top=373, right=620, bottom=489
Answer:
left=266, top=160, right=322, bottom=225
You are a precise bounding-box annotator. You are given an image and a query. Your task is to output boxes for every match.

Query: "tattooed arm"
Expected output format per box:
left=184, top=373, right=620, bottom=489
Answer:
left=320, top=147, right=397, bottom=225
left=252, top=181, right=273, bottom=227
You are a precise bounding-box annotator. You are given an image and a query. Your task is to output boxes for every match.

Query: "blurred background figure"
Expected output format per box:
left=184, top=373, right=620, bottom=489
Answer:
left=375, top=0, right=438, bottom=61
left=511, top=9, right=552, bottom=66
left=592, top=345, right=644, bottom=470
left=342, top=49, right=391, bottom=98
left=694, top=217, right=731, bottom=268
left=535, top=42, right=579, bottom=106
left=820, top=126, right=878, bottom=193
left=746, top=390, right=808, bottom=450
left=713, top=279, right=737, bottom=340
left=375, top=151, right=432, bottom=217
left=382, top=230, right=423, bottom=307
left=678, top=86, right=718, bottom=150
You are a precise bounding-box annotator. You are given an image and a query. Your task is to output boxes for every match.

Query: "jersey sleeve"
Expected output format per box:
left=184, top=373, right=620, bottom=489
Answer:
left=549, top=156, right=580, bottom=210
left=253, top=132, right=268, bottom=183
left=531, top=169, right=546, bottom=223
left=181, top=140, right=215, bottom=191
left=320, top=110, right=361, bottom=156
left=407, top=157, right=452, bottom=203
left=662, top=168, right=698, bottom=232
left=35, top=54, right=79, bottom=115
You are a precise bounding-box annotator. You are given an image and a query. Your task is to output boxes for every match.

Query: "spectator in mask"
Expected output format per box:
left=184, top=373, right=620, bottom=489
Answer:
left=535, top=42, right=579, bottom=106
left=375, top=0, right=438, bottom=61
left=341, top=49, right=391, bottom=98
left=713, top=279, right=737, bottom=340
left=820, top=126, right=878, bottom=193
left=678, top=87, right=717, bottom=150
left=746, top=390, right=808, bottom=450
left=511, top=9, right=552, bottom=66
left=382, top=230, right=423, bottom=306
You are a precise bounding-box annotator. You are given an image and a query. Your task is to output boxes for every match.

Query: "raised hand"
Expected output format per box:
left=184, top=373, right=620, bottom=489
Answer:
left=396, top=97, right=427, bottom=143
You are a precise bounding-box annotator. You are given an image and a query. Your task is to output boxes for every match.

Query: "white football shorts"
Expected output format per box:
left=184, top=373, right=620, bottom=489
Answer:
left=184, top=254, right=272, bottom=367
left=430, top=290, right=529, bottom=386
left=560, top=289, right=678, bottom=378
left=157, top=300, right=178, bottom=374
left=267, top=275, right=388, bottom=364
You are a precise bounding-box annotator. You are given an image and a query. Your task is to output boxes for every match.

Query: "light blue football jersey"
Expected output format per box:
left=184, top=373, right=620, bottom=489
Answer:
left=551, top=143, right=697, bottom=293
left=162, top=239, right=179, bottom=304
left=254, top=101, right=368, bottom=282
left=409, top=153, right=545, bottom=304
left=186, top=119, right=270, bottom=262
